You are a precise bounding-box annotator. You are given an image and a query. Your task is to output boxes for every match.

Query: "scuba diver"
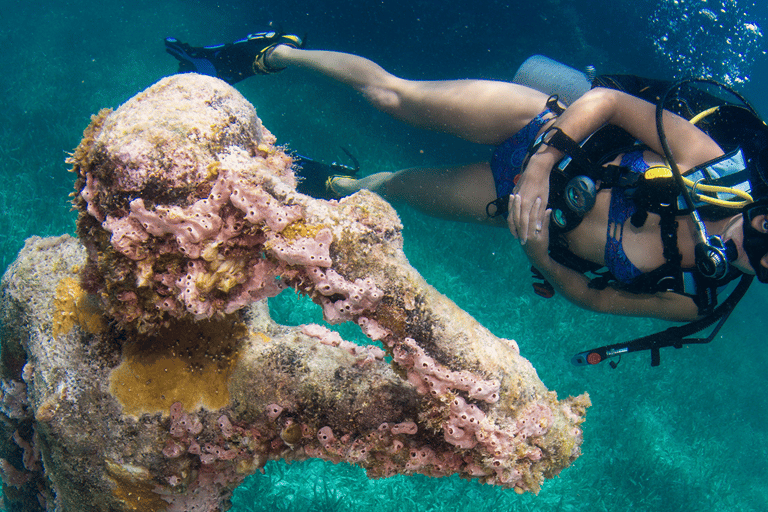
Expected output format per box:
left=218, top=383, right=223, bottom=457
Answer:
left=165, top=31, right=768, bottom=367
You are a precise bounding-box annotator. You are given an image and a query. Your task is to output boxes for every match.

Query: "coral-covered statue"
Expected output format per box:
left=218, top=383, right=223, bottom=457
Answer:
left=0, top=74, right=588, bottom=511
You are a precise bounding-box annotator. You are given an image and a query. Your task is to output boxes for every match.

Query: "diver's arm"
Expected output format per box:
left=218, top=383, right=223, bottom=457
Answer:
left=599, top=88, right=724, bottom=169
left=518, top=209, right=702, bottom=322
left=536, top=261, right=701, bottom=321
left=513, top=87, right=724, bottom=243
left=528, top=250, right=702, bottom=321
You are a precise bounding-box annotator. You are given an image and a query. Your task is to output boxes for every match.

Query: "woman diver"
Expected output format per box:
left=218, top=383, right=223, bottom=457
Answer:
left=164, top=31, right=768, bottom=333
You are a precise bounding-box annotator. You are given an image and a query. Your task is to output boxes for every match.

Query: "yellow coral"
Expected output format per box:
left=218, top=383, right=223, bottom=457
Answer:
left=206, top=160, right=221, bottom=180
left=281, top=220, right=325, bottom=240
left=135, top=259, right=154, bottom=288
left=201, top=242, right=219, bottom=262
left=194, top=271, right=217, bottom=294
left=52, top=277, right=105, bottom=338
left=254, top=331, right=271, bottom=343
left=216, top=274, right=240, bottom=294
left=108, top=317, right=245, bottom=417
left=193, top=254, right=246, bottom=294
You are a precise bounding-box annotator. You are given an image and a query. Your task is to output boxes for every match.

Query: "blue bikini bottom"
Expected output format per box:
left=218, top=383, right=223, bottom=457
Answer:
left=490, top=109, right=553, bottom=210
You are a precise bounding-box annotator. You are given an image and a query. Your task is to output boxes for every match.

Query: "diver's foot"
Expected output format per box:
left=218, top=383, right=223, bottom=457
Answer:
left=326, top=176, right=360, bottom=197
left=164, top=31, right=304, bottom=85
left=293, top=153, right=360, bottom=200
left=329, top=172, right=392, bottom=197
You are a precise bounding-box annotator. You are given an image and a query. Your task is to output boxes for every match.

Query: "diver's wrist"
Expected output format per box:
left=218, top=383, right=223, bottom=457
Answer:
left=525, top=147, right=560, bottom=175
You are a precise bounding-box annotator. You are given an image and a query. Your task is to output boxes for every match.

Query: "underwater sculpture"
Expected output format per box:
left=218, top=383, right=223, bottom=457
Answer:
left=0, top=74, right=589, bottom=511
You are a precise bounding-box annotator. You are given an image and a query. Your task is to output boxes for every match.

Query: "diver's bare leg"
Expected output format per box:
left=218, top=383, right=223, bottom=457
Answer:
left=332, top=162, right=504, bottom=225
left=269, top=46, right=550, bottom=145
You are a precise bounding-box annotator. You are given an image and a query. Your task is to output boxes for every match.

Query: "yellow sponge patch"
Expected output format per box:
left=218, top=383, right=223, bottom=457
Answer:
left=281, top=220, right=325, bottom=240
left=52, top=277, right=105, bottom=339
left=108, top=317, right=245, bottom=417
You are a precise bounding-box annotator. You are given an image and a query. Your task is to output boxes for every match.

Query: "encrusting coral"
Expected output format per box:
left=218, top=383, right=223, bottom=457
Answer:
left=0, top=74, right=589, bottom=511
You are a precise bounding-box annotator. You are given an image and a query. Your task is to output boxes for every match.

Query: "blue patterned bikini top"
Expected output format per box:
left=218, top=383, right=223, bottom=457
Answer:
left=604, top=151, right=650, bottom=284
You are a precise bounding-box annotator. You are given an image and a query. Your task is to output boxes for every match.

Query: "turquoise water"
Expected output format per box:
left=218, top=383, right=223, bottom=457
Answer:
left=1, top=0, right=768, bottom=510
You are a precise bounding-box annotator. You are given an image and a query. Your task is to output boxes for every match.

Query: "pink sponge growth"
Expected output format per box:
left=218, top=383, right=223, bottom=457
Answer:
left=169, top=402, right=204, bottom=438
left=317, top=426, right=335, bottom=448
left=306, top=268, right=383, bottom=324
left=301, top=324, right=386, bottom=365
left=392, top=337, right=500, bottom=403
left=267, top=228, right=333, bottom=267
left=390, top=421, right=418, bottom=435
left=217, top=415, right=234, bottom=439
left=265, top=404, right=284, bottom=420
left=514, top=403, right=554, bottom=440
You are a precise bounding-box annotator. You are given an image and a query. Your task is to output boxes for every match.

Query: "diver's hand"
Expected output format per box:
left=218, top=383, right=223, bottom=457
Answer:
left=510, top=150, right=557, bottom=243
left=508, top=193, right=544, bottom=244
left=518, top=208, right=552, bottom=266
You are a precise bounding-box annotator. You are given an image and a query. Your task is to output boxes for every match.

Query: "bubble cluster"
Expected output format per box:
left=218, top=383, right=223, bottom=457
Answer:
left=649, top=0, right=764, bottom=84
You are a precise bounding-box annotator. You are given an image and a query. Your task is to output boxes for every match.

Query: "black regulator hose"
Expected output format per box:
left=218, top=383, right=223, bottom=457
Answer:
left=654, top=79, right=756, bottom=280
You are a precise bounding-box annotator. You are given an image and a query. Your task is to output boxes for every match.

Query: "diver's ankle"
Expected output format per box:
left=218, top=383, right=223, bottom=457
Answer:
left=267, top=44, right=293, bottom=68
left=329, top=176, right=360, bottom=195
left=357, top=172, right=394, bottom=195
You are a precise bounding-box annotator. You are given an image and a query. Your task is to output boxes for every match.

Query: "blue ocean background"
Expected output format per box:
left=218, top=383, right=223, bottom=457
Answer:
left=1, top=0, right=767, bottom=510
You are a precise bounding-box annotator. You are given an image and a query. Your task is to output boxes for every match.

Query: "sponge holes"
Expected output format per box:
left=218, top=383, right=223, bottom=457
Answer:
left=157, top=298, right=177, bottom=311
